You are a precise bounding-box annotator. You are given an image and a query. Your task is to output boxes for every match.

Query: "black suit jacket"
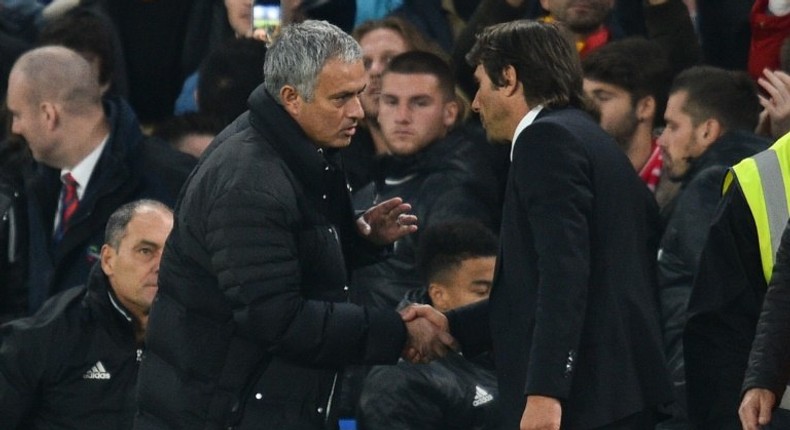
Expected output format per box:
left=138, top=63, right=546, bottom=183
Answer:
left=448, top=107, right=673, bottom=429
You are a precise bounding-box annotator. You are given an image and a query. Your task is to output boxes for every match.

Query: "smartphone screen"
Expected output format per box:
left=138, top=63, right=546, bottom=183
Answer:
left=252, top=1, right=281, bottom=39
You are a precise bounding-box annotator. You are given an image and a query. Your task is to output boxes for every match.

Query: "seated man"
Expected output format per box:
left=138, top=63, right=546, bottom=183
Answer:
left=358, top=220, right=500, bottom=430
left=0, top=199, right=173, bottom=429
left=351, top=50, right=499, bottom=309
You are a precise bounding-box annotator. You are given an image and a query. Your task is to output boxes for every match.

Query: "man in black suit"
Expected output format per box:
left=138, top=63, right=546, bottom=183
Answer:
left=406, top=20, right=673, bottom=429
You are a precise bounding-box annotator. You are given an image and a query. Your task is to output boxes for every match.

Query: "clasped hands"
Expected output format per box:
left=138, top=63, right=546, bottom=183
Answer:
left=399, top=304, right=458, bottom=363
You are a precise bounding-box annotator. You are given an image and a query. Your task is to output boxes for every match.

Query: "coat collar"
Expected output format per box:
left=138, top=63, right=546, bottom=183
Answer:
left=247, top=85, right=342, bottom=196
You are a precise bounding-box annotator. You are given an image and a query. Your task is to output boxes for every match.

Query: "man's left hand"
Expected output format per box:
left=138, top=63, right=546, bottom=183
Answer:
left=357, top=197, right=417, bottom=245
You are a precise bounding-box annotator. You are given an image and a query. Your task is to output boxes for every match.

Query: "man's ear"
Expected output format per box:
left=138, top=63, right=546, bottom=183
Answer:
left=635, top=95, right=656, bottom=123
left=100, top=244, right=114, bottom=277
left=41, top=102, right=59, bottom=131
left=697, top=118, right=723, bottom=149
left=280, top=85, right=302, bottom=117
left=428, top=283, right=447, bottom=311
left=501, top=65, right=519, bottom=97
left=443, top=99, right=460, bottom=128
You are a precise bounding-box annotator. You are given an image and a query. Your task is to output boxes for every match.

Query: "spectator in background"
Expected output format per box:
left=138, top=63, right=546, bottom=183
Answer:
left=156, top=37, right=267, bottom=158
left=344, top=16, right=445, bottom=192
left=582, top=37, right=673, bottom=194
left=0, top=200, right=173, bottom=430
left=358, top=220, right=500, bottom=430
left=37, top=6, right=128, bottom=97
left=748, top=0, right=790, bottom=81
left=149, top=113, right=224, bottom=159
left=656, top=65, right=768, bottom=429
left=196, top=37, right=267, bottom=126
left=452, top=0, right=700, bottom=100
left=173, top=0, right=259, bottom=116
left=5, top=46, right=194, bottom=315
left=351, top=50, right=499, bottom=309
left=696, top=0, right=752, bottom=71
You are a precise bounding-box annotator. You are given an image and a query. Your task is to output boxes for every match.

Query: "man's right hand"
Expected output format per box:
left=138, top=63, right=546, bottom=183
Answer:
left=739, top=388, right=776, bottom=430
left=399, top=304, right=457, bottom=363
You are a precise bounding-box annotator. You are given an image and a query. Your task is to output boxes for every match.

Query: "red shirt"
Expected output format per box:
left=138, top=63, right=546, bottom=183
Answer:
left=639, top=141, right=663, bottom=193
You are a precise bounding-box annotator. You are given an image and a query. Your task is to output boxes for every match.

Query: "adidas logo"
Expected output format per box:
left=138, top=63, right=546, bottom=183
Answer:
left=83, top=361, right=111, bottom=380
left=473, top=385, right=493, bottom=407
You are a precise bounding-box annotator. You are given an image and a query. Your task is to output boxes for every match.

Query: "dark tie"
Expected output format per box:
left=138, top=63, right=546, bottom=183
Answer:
left=54, top=173, right=79, bottom=242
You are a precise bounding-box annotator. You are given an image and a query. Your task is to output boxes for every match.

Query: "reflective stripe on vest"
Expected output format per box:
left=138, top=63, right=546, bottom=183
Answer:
left=724, top=134, right=790, bottom=283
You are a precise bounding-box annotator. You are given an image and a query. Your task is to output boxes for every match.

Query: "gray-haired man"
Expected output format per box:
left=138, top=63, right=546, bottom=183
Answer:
left=134, top=20, right=453, bottom=430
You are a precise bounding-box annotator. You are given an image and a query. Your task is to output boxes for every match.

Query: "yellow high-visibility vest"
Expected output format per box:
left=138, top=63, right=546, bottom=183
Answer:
left=723, top=133, right=790, bottom=283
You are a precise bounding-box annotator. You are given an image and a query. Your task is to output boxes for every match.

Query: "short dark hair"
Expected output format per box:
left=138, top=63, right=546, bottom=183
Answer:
left=198, top=37, right=268, bottom=125
left=104, top=200, right=172, bottom=250
left=670, top=65, right=761, bottom=132
left=383, top=51, right=456, bottom=101
left=38, top=7, right=117, bottom=89
left=416, top=221, right=498, bottom=284
left=466, top=20, right=586, bottom=109
left=582, top=37, right=672, bottom=128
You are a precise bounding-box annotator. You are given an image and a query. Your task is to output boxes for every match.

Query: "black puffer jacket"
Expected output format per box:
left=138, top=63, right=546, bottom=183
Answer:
left=135, top=86, right=408, bottom=430
left=0, top=264, right=142, bottom=429
left=351, top=131, right=500, bottom=309
left=658, top=130, right=769, bottom=422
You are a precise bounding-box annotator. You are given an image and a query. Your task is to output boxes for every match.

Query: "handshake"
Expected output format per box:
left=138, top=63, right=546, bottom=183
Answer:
left=399, top=304, right=459, bottom=363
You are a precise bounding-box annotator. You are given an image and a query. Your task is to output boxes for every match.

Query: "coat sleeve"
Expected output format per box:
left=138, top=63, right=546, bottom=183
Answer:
left=202, top=177, right=407, bottom=367
left=743, top=218, right=790, bottom=398
left=515, top=122, right=593, bottom=400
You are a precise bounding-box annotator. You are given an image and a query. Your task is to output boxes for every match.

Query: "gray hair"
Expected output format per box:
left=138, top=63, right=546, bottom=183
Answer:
left=104, top=200, right=172, bottom=250
left=263, top=20, right=362, bottom=103
left=10, top=45, right=102, bottom=115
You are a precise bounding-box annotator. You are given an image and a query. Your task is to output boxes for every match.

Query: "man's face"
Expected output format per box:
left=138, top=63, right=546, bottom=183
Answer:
left=101, top=207, right=173, bottom=320
left=540, top=0, right=614, bottom=35
left=378, top=72, right=456, bottom=156
left=431, top=256, right=496, bottom=312
left=658, top=91, right=704, bottom=179
left=583, top=78, right=639, bottom=151
left=224, top=0, right=252, bottom=37
left=6, top=72, right=55, bottom=165
left=292, top=59, right=366, bottom=149
left=358, top=28, right=409, bottom=121
left=471, top=64, right=511, bottom=143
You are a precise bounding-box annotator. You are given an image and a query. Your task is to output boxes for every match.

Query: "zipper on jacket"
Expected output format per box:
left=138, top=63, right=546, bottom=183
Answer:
left=323, top=372, right=339, bottom=424
left=5, top=200, right=16, bottom=263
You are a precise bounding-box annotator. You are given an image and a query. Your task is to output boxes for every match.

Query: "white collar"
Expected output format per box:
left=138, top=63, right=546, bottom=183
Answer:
left=511, top=105, right=544, bottom=161
left=60, top=134, right=109, bottom=200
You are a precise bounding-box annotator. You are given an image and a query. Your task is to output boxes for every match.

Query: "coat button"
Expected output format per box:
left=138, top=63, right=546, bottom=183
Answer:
left=317, top=407, right=324, bottom=414
left=255, top=393, right=262, bottom=400
left=322, top=194, right=327, bottom=200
